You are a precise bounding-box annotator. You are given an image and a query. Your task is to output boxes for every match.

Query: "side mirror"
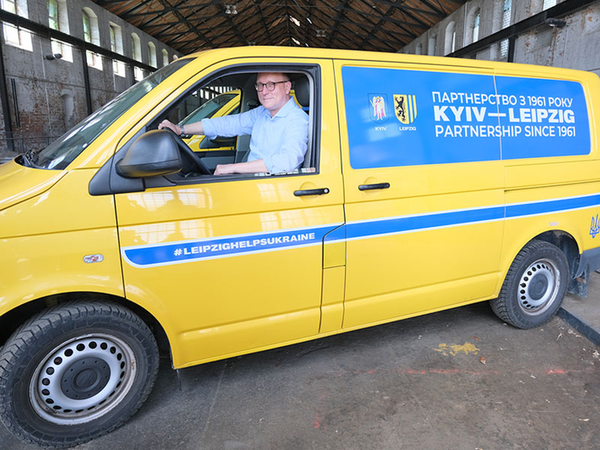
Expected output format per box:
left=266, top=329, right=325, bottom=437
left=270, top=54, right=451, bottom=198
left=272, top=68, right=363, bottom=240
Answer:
left=116, top=130, right=182, bottom=178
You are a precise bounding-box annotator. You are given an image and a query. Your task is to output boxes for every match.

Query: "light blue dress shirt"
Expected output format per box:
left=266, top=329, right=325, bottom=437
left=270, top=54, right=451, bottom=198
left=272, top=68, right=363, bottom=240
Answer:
left=201, top=97, right=309, bottom=173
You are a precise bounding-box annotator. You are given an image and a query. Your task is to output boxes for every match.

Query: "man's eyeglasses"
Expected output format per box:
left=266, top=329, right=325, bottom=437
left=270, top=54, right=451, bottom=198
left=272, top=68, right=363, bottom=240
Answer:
left=254, top=80, right=289, bottom=92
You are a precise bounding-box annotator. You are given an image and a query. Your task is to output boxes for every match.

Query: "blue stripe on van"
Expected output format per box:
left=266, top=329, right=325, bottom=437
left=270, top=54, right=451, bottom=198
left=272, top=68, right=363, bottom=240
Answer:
left=122, top=224, right=340, bottom=267
left=122, top=194, right=600, bottom=268
left=505, top=194, right=600, bottom=219
left=343, top=194, right=600, bottom=242
left=345, top=205, right=505, bottom=241
left=345, top=194, right=600, bottom=240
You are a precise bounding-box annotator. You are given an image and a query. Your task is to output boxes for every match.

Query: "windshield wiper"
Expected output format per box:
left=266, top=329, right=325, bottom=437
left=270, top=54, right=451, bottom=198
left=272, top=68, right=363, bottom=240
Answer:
left=20, top=149, right=38, bottom=167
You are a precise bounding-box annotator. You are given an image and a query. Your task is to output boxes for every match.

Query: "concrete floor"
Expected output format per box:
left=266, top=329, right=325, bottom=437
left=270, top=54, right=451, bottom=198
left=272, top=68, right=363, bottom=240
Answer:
left=561, top=272, right=600, bottom=347
left=2, top=300, right=599, bottom=449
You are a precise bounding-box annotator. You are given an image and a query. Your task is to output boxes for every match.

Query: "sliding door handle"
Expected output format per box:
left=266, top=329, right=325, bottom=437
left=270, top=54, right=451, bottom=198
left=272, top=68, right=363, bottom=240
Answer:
left=358, top=182, right=390, bottom=191
left=294, top=188, right=330, bottom=196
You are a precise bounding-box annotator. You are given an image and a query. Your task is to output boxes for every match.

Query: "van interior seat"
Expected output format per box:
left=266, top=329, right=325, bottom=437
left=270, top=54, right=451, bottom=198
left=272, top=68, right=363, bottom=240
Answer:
left=293, top=75, right=313, bottom=169
left=294, top=76, right=310, bottom=110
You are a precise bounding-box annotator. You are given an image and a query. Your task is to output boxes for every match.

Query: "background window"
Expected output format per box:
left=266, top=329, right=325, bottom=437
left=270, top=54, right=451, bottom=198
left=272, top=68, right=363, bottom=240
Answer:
left=134, top=67, right=144, bottom=82
left=148, top=42, right=157, bottom=68
left=500, top=0, right=512, bottom=58
left=428, top=35, right=437, bottom=56
left=472, top=9, right=480, bottom=43
left=48, top=0, right=72, bottom=61
left=445, top=22, right=456, bottom=55
left=82, top=10, right=91, bottom=42
left=48, top=0, right=58, bottom=29
left=110, top=22, right=125, bottom=77
left=83, top=7, right=102, bottom=70
left=48, top=0, right=60, bottom=55
left=131, top=33, right=143, bottom=81
left=2, top=0, right=33, bottom=51
left=131, top=33, right=141, bottom=62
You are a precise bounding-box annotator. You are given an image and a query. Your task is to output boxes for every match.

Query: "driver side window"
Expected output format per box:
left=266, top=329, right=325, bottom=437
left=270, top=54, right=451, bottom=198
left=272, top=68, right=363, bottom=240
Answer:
left=164, top=82, right=242, bottom=173
left=154, top=67, right=317, bottom=181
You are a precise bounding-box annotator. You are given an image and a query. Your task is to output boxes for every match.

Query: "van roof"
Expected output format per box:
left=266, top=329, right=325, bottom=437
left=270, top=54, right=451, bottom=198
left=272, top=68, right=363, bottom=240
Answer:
left=181, top=45, right=595, bottom=81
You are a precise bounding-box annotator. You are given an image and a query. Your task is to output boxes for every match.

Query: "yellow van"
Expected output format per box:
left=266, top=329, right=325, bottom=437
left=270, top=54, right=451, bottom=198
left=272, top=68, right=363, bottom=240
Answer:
left=1, top=46, right=599, bottom=447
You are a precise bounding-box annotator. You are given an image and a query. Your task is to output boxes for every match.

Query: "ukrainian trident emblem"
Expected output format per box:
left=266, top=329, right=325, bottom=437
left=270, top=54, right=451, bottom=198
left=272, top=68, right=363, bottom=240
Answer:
left=590, top=214, right=600, bottom=238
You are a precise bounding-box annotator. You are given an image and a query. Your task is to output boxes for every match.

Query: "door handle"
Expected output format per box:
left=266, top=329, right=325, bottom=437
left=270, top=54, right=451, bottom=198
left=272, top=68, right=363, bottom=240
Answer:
left=294, top=188, right=330, bottom=196
left=358, top=182, right=390, bottom=191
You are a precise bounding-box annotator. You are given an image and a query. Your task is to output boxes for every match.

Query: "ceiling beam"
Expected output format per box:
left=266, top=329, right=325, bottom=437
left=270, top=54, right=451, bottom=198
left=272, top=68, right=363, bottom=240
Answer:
left=92, top=0, right=467, bottom=54
left=324, top=0, right=353, bottom=48
left=358, top=5, right=393, bottom=49
left=153, top=0, right=216, bottom=47
left=252, top=0, right=276, bottom=45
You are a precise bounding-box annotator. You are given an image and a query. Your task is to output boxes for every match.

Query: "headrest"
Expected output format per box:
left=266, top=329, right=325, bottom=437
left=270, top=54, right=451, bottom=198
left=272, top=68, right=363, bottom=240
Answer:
left=293, top=76, right=310, bottom=107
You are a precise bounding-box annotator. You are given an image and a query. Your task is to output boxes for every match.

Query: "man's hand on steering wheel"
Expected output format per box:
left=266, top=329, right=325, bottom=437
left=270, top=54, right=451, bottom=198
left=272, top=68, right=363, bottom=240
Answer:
left=158, top=119, right=183, bottom=135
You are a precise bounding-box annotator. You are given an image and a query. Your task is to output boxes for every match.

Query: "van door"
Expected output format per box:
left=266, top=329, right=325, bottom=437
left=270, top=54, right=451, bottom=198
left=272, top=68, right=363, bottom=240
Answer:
left=114, top=60, right=344, bottom=368
left=334, top=60, right=505, bottom=329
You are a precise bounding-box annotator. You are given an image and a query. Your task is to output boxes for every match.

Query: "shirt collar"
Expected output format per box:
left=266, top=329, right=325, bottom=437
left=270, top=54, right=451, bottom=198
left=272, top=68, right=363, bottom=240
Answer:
left=262, top=96, right=296, bottom=120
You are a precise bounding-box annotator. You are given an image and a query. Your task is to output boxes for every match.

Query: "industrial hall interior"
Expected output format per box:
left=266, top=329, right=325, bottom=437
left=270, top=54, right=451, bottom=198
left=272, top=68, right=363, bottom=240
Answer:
left=0, top=0, right=600, bottom=449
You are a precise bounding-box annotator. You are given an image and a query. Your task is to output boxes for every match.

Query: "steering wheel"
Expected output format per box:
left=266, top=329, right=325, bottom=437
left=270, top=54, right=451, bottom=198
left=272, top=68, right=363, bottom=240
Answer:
left=167, top=129, right=211, bottom=175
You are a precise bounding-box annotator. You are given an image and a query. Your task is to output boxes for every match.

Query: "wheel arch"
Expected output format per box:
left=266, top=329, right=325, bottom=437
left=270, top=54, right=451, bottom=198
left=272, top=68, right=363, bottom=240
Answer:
left=491, top=238, right=571, bottom=329
left=0, top=293, right=172, bottom=360
left=499, top=229, right=582, bottom=297
left=530, top=229, right=580, bottom=279
left=497, top=228, right=579, bottom=296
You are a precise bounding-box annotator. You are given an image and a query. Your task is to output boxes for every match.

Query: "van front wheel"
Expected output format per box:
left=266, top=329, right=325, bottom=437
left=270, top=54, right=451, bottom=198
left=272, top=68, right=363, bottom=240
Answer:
left=0, top=302, right=159, bottom=448
left=491, top=240, right=569, bottom=329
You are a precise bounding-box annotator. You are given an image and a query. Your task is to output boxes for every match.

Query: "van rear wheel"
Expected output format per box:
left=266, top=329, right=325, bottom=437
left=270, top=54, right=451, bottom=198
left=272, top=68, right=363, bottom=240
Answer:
left=0, top=302, right=159, bottom=448
left=491, top=240, right=569, bottom=329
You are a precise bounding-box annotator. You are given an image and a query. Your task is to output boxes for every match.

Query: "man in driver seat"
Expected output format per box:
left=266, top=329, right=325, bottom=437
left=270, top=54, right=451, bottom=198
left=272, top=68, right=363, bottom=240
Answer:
left=159, top=72, right=308, bottom=175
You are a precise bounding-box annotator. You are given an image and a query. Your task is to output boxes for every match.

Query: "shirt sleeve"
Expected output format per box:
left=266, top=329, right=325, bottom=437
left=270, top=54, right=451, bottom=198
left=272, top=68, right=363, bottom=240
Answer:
left=262, top=110, right=309, bottom=173
left=201, top=107, right=261, bottom=139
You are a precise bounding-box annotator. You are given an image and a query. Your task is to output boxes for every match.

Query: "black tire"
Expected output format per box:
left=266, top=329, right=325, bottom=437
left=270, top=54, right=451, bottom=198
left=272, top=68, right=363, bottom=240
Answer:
left=491, top=240, right=569, bottom=329
left=0, top=301, right=159, bottom=448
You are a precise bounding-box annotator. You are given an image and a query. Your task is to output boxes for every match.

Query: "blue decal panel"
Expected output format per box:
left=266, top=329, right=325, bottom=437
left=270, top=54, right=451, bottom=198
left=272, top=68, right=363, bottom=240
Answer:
left=342, top=66, right=590, bottom=169
left=495, top=76, right=590, bottom=160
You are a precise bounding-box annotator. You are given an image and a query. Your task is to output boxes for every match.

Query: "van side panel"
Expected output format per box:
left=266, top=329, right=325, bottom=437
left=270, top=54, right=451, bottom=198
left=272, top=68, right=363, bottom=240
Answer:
left=497, top=67, right=600, bottom=279
left=336, top=60, right=599, bottom=329
left=335, top=62, right=506, bottom=329
left=500, top=183, right=600, bottom=275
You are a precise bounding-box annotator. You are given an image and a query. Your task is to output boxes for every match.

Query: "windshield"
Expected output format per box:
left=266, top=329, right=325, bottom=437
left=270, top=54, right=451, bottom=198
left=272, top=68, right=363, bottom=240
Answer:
left=21, top=59, right=192, bottom=170
left=180, top=92, right=238, bottom=125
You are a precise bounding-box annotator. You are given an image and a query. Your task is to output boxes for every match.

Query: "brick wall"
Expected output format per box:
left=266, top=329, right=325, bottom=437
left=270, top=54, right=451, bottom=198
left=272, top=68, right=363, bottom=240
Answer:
left=0, top=0, right=181, bottom=162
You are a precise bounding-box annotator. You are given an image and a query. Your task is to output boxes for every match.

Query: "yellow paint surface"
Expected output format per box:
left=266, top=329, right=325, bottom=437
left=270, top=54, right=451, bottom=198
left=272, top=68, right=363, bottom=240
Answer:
left=434, top=342, right=480, bottom=356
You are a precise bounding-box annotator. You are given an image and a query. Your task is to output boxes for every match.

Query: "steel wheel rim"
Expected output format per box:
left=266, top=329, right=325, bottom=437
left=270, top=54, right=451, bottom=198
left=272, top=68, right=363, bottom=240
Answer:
left=517, top=258, right=561, bottom=315
left=29, top=333, right=137, bottom=425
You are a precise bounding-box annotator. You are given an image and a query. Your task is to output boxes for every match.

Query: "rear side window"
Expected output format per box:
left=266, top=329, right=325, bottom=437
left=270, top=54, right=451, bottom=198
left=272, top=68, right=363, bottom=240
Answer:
left=181, top=93, right=238, bottom=124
